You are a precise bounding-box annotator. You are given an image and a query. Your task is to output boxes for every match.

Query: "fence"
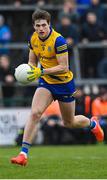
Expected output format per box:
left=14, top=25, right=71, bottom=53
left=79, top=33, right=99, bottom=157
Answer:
left=0, top=42, right=107, bottom=85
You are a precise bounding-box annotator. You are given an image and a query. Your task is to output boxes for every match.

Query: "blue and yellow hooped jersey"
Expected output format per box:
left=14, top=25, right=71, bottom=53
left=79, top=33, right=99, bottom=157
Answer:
left=29, top=28, right=73, bottom=84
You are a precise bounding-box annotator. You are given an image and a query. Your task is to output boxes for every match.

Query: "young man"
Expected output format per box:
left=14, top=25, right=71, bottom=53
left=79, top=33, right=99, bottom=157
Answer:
left=11, top=10, right=104, bottom=166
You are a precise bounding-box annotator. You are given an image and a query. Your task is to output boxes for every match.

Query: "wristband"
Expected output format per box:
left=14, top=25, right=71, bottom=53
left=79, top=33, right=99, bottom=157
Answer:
left=41, top=69, right=44, bottom=75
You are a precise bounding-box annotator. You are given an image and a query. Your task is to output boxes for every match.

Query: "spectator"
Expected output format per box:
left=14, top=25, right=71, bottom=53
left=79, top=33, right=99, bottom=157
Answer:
left=14, top=0, right=22, bottom=7
left=56, top=15, right=79, bottom=46
left=80, top=12, right=106, bottom=78
left=85, top=0, right=105, bottom=23
left=92, top=87, right=107, bottom=117
left=56, top=15, right=79, bottom=72
left=0, top=14, right=12, bottom=55
left=92, top=87, right=107, bottom=143
left=0, top=55, right=15, bottom=107
left=58, top=0, right=80, bottom=24
left=36, top=0, right=46, bottom=6
left=81, top=12, right=106, bottom=42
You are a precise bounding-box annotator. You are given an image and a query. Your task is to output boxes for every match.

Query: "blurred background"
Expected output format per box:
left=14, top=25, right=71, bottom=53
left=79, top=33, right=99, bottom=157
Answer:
left=0, top=0, right=107, bottom=146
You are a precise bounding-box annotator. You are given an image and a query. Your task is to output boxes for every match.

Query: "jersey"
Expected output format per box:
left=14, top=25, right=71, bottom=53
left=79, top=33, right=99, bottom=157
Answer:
left=29, top=28, right=73, bottom=84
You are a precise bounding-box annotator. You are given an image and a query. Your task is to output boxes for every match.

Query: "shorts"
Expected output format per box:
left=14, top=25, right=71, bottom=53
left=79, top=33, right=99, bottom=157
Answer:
left=38, top=78, right=76, bottom=102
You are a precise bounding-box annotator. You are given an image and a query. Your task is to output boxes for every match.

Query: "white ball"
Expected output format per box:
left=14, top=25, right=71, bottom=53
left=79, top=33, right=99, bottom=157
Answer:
left=15, top=64, right=32, bottom=85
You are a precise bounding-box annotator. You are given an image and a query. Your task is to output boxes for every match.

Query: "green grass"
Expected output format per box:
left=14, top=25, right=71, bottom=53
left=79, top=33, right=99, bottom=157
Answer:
left=0, top=145, right=107, bottom=179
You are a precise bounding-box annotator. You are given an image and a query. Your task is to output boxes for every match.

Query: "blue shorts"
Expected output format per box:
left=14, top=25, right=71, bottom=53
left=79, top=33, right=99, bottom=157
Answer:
left=38, top=78, right=76, bottom=102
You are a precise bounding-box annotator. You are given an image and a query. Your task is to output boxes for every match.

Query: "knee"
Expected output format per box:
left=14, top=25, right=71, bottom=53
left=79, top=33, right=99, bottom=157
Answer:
left=31, top=109, right=42, bottom=121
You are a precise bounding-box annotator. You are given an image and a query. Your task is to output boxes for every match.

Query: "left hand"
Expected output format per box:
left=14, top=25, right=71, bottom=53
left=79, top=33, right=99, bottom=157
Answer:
left=27, top=64, right=42, bottom=82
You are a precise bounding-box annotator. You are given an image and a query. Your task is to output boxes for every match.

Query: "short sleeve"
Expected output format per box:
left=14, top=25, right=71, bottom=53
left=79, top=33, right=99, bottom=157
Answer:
left=28, top=35, right=33, bottom=50
left=55, top=36, right=68, bottom=55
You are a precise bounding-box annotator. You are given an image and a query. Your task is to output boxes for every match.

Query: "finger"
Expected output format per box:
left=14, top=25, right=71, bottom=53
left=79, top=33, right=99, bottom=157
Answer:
left=27, top=74, right=35, bottom=80
left=27, top=76, right=36, bottom=82
left=27, top=71, right=34, bottom=75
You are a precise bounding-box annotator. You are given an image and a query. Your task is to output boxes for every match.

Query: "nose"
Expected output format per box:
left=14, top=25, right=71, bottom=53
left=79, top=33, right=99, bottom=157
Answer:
left=39, top=25, right=43, bottom=31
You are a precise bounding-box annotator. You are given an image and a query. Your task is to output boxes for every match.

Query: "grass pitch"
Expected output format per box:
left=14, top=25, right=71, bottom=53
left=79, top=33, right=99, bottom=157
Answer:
left=0, top=145, right=107, bottom=179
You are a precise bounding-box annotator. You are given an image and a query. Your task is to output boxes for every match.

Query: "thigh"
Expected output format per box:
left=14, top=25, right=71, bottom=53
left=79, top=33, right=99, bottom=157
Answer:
left=58, top=100, right=75, bottom=122
left=32, top=87, right=53, bottom=113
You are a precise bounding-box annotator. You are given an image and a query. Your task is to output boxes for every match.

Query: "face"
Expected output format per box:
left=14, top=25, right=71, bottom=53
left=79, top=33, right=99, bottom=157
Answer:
left=33, top=19, right=50, bottom=39
left=87, top=13, right=97, bottom=24
left=0, top=56, right=9, bottom=69
left=61, top=17, right=71, bottom=26
left=91, top=0, right=99, bottom=5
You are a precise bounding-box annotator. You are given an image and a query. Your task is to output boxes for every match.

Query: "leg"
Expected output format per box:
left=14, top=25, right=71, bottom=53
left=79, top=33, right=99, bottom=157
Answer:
left=11, top=87, right=53, bottom=165
left=59, top=100, right=104, bottom=142
left=23, top=87, right=53, bottom=143
left=59, top=100, right=90, bottom=128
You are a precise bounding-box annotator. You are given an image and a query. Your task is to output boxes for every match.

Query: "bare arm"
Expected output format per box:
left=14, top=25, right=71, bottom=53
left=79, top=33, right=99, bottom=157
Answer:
left=43, top=53, right=69, bottom=75
left=28, top=50, right=38, bottom=67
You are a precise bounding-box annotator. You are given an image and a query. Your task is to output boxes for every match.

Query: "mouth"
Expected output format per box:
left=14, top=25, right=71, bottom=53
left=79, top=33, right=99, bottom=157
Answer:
left=39, top=32, right=45, bottom=36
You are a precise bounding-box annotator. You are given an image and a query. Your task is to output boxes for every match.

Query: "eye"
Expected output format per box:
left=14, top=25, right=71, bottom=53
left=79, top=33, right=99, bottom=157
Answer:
left=36, top=24, right=40, bottom=27
left=42, top=24, right=46, bottom=27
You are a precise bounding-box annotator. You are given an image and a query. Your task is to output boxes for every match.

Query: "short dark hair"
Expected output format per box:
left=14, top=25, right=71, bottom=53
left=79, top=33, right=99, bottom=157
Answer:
left=32, top=9, right=51, bottom=24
